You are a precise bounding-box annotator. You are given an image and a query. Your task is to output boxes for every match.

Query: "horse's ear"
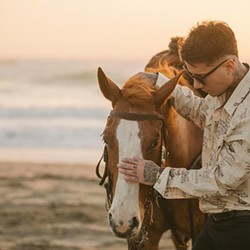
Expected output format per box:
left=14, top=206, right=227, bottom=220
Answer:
left=153, top=70, right=184, bottom=108
left=97, top=67, right=121, bottom=107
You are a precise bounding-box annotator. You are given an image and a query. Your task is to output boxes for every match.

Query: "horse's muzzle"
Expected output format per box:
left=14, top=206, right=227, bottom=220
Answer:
left=109, top=214, right=140, bottom=238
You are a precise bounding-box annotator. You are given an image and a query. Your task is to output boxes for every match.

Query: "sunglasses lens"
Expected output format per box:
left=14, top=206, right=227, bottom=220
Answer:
left=183, top=65, right=206, bottom=85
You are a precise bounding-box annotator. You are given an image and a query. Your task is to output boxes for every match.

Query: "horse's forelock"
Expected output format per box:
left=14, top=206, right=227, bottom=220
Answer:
left=126, top=72, right=158, bottom=85
left=121, top=73, right=157, bottom=107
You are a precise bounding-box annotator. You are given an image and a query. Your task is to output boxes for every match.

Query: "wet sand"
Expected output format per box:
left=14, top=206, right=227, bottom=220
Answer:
left=0, top=162, right=176, bottom=250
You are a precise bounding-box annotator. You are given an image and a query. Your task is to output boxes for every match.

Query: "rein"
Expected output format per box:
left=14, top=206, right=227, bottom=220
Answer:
left=95, top=145, right=113, bottom=210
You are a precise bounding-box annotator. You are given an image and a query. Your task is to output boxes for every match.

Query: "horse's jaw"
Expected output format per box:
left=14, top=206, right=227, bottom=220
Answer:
left=109, top=175, right=141, bottom=238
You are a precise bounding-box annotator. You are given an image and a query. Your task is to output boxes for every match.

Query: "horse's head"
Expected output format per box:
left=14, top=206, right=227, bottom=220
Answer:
left=97, top=67, right=182, bottom=239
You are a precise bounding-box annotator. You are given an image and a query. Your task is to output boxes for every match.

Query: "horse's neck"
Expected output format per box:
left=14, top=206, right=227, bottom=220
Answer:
left=166, top=106, right=203, bottom=169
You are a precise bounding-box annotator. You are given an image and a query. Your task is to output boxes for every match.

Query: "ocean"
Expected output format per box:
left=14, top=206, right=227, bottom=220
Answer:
left=0, top=59, right=146, bottom=164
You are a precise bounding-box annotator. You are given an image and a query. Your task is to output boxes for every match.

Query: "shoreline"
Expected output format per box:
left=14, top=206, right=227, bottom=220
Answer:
left=0, top=148, right=103, bottom=165
left=0, top=161, right=98, bottom=181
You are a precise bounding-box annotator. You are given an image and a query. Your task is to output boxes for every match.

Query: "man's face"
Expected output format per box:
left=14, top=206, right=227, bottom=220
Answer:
left=183, top=58, right=235, bottom=97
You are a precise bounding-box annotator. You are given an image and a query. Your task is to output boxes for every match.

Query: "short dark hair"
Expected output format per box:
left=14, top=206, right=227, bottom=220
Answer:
left=180, top=21, right=238, bottom=65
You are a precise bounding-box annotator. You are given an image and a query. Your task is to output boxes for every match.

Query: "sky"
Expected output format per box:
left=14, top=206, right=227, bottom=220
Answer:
left=1, top=0, right=250, bottom=62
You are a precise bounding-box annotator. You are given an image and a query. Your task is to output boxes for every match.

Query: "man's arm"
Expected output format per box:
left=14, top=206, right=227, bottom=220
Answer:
left=118, top=138, right=250, bottom=199
left=171, top=85, right=207, bottom=129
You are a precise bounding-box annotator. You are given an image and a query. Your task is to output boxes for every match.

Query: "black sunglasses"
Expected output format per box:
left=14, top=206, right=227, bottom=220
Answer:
left=182, top=59, right=232, bottom=85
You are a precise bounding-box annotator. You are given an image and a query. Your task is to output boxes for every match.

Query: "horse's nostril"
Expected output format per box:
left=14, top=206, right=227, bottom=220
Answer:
left=130, top=216, right=139, bottom=228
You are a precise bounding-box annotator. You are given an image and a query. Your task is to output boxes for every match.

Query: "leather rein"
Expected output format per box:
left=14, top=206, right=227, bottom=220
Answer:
left=95, top=108, right=199, bottom=248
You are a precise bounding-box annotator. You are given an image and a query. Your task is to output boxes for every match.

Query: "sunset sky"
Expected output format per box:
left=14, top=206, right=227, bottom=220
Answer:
left=1, top=0, right=250, bottom=61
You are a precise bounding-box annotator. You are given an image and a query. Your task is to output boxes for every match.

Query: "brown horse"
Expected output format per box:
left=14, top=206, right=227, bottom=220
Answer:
left=96, top=65, right=207, bottom=249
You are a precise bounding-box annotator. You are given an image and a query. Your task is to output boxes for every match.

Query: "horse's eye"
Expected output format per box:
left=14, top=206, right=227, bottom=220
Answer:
left=150, top=138, right=159, bottom=149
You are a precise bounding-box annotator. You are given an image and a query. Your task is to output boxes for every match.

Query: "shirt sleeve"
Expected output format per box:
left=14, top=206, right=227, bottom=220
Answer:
left=171, top=85, right=207, bottom=129
left=154, top=134, right=250, bottom=199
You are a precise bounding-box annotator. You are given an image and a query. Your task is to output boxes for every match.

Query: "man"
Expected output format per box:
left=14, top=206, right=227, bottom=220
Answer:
left=118, top=21, right=250, bottom=250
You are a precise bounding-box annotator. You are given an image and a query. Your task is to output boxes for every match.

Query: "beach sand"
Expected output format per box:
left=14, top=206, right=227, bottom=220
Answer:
left=0, top=161, right=177, bottom=250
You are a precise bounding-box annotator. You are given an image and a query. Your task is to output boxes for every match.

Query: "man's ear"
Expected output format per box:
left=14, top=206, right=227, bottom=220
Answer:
left=226, top=59, right=235, bottom=75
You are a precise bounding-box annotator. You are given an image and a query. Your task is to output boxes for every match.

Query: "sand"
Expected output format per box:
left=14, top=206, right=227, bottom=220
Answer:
left=0, top=162, right=176, bottom=250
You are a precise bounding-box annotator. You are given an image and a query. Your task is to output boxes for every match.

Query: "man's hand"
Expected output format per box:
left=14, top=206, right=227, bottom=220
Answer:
left=117, top=157, right=160, bottom=186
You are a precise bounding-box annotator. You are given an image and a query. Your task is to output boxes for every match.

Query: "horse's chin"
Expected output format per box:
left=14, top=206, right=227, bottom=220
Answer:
left=112, top=227, right=140, bottom=239
left=109, top=217, right=141, bottom=239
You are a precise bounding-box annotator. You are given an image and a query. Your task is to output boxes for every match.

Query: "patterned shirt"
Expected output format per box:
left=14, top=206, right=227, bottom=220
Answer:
left=154, top=66, right=250, bottom=213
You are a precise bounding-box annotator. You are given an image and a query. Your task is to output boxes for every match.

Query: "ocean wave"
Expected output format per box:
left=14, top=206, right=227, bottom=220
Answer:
left=0, top=107, right=109, bottom=119
left=0, top=124, right=104, bottom=149
left=0, top=59, right=144, bottom=151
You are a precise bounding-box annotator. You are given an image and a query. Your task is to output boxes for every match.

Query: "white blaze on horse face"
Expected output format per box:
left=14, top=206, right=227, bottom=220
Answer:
left=109, top=119, right=142, bottom=235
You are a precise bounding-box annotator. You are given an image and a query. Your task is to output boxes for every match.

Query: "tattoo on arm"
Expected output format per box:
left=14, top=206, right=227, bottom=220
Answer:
left=144, top=162, right=159, bottom=184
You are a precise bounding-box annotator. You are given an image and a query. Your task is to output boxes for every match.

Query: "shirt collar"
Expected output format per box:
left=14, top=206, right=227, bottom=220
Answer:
left=223, top=63, right=250, bottom=115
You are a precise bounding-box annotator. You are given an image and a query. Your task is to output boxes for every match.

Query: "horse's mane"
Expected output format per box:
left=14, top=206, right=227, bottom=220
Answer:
left=121, top=72, right=157, bottom=107
left=144, top=36, right=189, bottom=84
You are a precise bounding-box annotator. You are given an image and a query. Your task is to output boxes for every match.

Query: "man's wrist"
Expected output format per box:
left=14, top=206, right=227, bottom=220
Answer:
left=156, top=167, right=164, bottom=180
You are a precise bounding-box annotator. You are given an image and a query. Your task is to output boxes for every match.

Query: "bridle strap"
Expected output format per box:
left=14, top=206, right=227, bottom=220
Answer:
left=95, top=146, right=113, bottom=210
left=110, top=110, right=165, bottom=122
left=95, top=146, right=108, bottom=185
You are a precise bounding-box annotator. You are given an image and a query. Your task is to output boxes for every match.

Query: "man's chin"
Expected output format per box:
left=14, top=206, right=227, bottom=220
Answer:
left=207, top=91, right=225, bottom=97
